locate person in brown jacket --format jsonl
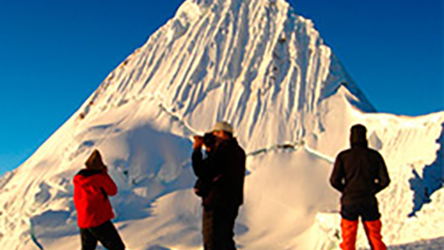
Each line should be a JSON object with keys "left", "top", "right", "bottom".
{"left": 192, "top": 121, "right": 246, "bottom": 250}
{"left": 330, "top": 124, "right": 390, "bottom": 250}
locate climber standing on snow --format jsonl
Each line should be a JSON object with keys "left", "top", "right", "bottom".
{"left": 192, "top": 121, "right": 246, "bottom": 250}
{"left": 73, "top": 149, "right": 126, "bottom": 250}
{"left": 330, "top": 124, "right": 390, "bottom": 250}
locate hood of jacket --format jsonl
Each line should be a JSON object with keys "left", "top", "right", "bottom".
{"left": 85, "top": 150, "right": 106, "bottom": 171}
{"left": 350, "top": 124, "right": 368, "bottom": 148}
{"left": 73, "top": 169, "right": 103, "bottom": 187}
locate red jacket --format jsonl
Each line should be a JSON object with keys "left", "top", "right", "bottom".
{"left": 73, "top": 169, "right": 117, "bottom": 228}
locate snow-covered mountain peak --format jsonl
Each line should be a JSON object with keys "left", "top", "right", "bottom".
{"left": 77, "top": 0, "right": 374, "bottom": 152}
{"left": 0, "top": 0, "right": 442, "bottom": 249}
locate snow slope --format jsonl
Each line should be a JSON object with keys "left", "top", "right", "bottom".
{"left": 0, "top": 0, "right": 443, "bottom": 249}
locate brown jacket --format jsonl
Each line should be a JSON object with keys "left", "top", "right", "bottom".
{"left": 330, "top": 126, "right": 390, "bottom": 205}
{"left": 192, "top": 138, "right": 246, "bottom": 208}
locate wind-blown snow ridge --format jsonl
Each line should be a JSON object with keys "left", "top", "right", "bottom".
{"left": 0, "top": 0, "right": 443, "bottom": 249}
{"left": 77, "top": 0, "right": 375, "bottom": 151}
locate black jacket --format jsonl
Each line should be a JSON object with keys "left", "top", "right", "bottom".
{"left": 192, "top": 138, "right": 246, "bottom": 208}
{"left": 330, "top": 129, "right": 390, "bottom": 205}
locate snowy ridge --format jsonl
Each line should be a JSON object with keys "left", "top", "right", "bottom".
{"left": 77, "top": 0, "right": 374, "bottom": 151}
{"left": 0, "top": 0, "right": 443, "bottom": 249}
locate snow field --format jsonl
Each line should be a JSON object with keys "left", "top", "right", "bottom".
{"left": 0, "top": 0, "right": 443, "bottom": 249}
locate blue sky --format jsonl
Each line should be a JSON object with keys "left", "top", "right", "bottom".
{"left": 0, "top": 0, "right": 442, "bottom": 175}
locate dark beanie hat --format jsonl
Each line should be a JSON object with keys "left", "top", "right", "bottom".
{"left": 85, "top": 149, "right": 106, "bottom": 171}
{"left": 350, "top": 124, "right": 368, "bottom": 146}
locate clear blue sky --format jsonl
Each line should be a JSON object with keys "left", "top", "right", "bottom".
{"left": 0, "top": 0, "right": 442, "bottom": 176}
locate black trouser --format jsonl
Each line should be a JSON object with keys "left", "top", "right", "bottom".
{"left": 340, "top": 201, "right": 381, "bottom": 221}
{"left": 80, "top": 220, "right": 125, "bottom": 250}
{"left": 202, "top": 206, "right": 239, "bottom": 250}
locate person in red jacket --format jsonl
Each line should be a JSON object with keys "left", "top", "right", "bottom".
{"left": 73, "top": 149, "right": 125, "bottom": 250}
{"left": 330, "top": 124, "right": 390, "bottom": 250}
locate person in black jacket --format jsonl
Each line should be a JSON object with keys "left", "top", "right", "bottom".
{"left": 330, "top": 124, "right": 390, "bottom": 250}
{"left": 192, "top": 121, "right": 246, "bottom": 250}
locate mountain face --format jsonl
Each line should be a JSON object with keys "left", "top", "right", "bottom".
{"left": 0, "top": 0, "right": 443, "bottom": 249}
